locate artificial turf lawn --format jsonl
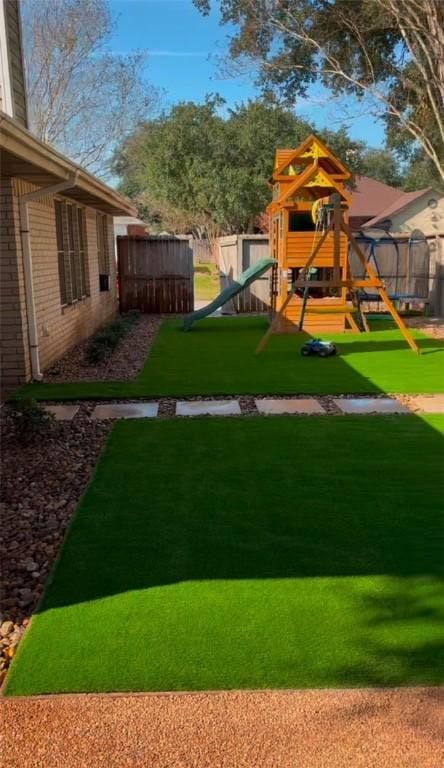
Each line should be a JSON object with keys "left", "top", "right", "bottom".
{"left": 16, "top": 317, "right": 444, "bottom": 401}
{"left": 5, "top": 415, "right": 444, "bottom": 696}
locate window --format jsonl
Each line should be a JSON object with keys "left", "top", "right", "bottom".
{"left": 289, "top": 211, "right": 316, "bottom": 232}
{"left": 97, "top": 212, "right": 110, "bottom": 288}
{"left": 55, "top": 200, "right": 89, "bottom": 305}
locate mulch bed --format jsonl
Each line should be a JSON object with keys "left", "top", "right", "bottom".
{"left": 44, "top": 315, "right": 161, "bottom": 382}
{"left": 0, "top": 408, "right": 111, "bottom": 685}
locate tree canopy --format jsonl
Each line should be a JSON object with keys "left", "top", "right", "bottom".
{"left": 194, "top": 0, "right": 444, "bottom": 184}
{"left": 360, "top": 150, "right": 402, "bottom": 188}
{"left": 114, "top": 98, "right": 370, "bottom": 238}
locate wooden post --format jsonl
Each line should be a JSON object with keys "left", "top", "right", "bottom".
{"left": 331, "top": 193, "right": 341, "bottom": 285}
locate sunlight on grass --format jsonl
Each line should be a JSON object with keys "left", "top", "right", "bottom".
{"left": 16, "top": 316, "right": 444, "bottom": 400}
{"left": 6, "top": 574, "right": 442, "bottom": 695}
{"left": 5, "top": 415, "right": 443, "bottom": 695}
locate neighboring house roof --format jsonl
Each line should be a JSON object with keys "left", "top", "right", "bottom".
{"left": 349, "top": 176, "right": 404, "bottom": 218}
{"left": 349, "top": 175, "right": 433, "bottom": 228}
{"left": 0, "top": 111, "right": 136, "bottom": 216}
{"left": 363, "top": 188, "right": 434, "bottom": 229}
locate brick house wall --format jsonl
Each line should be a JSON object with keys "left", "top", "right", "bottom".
{"left": 0, "top": 176, "right": 118, "bottom": 392}
{"left": 0, "top": 175, "right": 31, "bottom": 389}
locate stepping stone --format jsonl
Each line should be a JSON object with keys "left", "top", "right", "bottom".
{"left": 91, "top": 403, "right": 159, "bottom": 419}
{"left": 255, "top": 398, "right": 326, "bottom": 415}
{"left": 44, "top": 405, "right": 79, "bottom": 421}
{"left": 333, "top": 398, "right": 409, "bottom": 414}
{"left": 408, "top": 394, "right": 444, "bottom": 413}
{"left": 176, "top": 400, "right": 241, "bottom": 417}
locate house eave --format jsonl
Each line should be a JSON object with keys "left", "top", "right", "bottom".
{"left": 0, "top": 112, "right": 136, "bottom": 216}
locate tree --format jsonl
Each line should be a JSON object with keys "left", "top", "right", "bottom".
{"left": 360, "top": 149, "right": 402, "bottom": 187}
{"left": 21, "top": 0, "right": 159, "bottom": 175}
{"left": 402, "top": 155, "right": 444, "bottom": 192}
{"left": 114, "top": 97, "right": 366, "bottom": 238}
{"left": 115, "top": 98, "right": 228, "bottom": 241}
{"left": 194, "top": 0, "right": 444, "bottom": 184}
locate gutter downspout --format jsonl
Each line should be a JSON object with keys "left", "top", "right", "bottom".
{"left": 19, "top": 173, "right": 78, "bottom": 381}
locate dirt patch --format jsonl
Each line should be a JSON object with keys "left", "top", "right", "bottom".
{"left": 44, "top": 315, "right": 161, "bottom": 382}
{"left": 0, "top": 407, "right": 111, "bottom": 684}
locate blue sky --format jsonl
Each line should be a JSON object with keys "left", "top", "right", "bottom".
{"left": 109, "top": 0, "right": 385, "bottom": 148}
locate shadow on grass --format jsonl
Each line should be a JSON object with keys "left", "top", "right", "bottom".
{"left": 36, "top": 414, "right": 443, "bottom": 593}
{"left": 13, "top": 315, "right": 444, "bottom": 401}
{"left": 330, "top": 576, "right": 444, "bottom": 687}
{"left": 5, "top": 314, "right": 444, "bottom": 694}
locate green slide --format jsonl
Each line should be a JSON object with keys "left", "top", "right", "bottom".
{"left": 184, "top": 257, "right": 276, "bottom": 331}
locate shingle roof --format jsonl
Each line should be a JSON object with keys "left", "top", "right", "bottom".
{"left": 350, "top": 175, "right": 431, "bottom": 225}
{"left": 363, "top": 188, "right": 433, "bottom": 228}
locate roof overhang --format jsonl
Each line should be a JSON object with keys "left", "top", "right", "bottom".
{"left": 0, "top": 112, "right": 137, "bottom": 216}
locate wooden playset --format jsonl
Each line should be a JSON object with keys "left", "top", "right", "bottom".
{"left": 256, "top": 135, "right": 419, "bottom": 354}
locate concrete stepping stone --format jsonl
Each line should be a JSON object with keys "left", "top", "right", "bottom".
{"left": 255, "top": 398, "right": 326, "bottom": 415}
{"left": 176, "top": 400, "right": 241, "bottom": 417}
{"left": 333, "top": 398, "right": 409, "bottom": 414}
{"left": 44, "top": 405, "right": 79, "bottom": 421}
{"left": 91, "top": 403, "right": 159, "bottom": 419}
{"left": 408, "top": 394, "right": 444, "bottom": 413}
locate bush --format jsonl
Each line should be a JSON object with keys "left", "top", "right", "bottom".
{"left": 10, "top": 398, "right": 57, "bottom": 439}
{"left": 85, "top": 312, "right": 140, "bottom": 365}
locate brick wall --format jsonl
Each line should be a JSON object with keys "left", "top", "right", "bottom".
{"left": 0, "top": 177, "right": 118, "bottom": 391}
{"left": 0, "top": 176, "right": 30, "bottom": 393}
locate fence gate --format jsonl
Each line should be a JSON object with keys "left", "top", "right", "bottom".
{"left": 117, "top": 235, "right": 194, "bottom": 313}
{"left": 218, "top": 235, "right": 271, "bottom": 312}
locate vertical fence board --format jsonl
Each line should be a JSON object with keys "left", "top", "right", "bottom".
{"left": 218, "top": 235, "right": 272, "bottom": 313}
{"left": 117, "top": 235, "right": 194, "bottom": 313}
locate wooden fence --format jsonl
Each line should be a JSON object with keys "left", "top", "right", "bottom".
{"left": 192, "top": 238, "right": 215, "bottom": 264}
{"left": 217, "top": 235, "right": 271, "bottom": 312}
{"left": 217, "top": 232, "right": 444, "bottom": 316}
{"left": 117, "top": 235, "right": 194, "bottom": 313}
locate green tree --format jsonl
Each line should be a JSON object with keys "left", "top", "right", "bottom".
{"left": 402, "top": 155, "right": 444, "bottom": 193}
{"left": 360, "top": 149, "right": 402, "bottom": 188}
{"left": 194, "top": 0, "right": 444, "bottom": 184}
{"left": 114, "top": 97, "right": 366, "bottom": 238}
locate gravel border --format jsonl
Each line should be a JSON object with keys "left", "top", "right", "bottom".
{"left": 44, "top": 316, "right": 162, "bottom": 382}
{"left": 3, "top": 688, "right": 442, "bottom": 767}
{"left": 0, "top": 410, "right": 111, "bottom": 685}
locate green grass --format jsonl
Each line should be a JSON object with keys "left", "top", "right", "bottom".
{"left": 5, "top": 415, "right": 444, "bottom": 696}
{"left": 194, "top": 262, "right": 220, "bottom": 301}
{"left": 17, "top": 316, "right": 444, "bottom": 400}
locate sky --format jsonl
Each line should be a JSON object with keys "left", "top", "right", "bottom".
{"left": 108, "top": 0, "right": 385, "bottom": 148}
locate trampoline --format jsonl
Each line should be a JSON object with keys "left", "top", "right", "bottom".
{"left": 350, "top": 228, "right": 430, "bottom": 307}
